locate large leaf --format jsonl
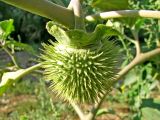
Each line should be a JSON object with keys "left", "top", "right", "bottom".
{"left": 140, "top": 98, "right": 160, "bottom": 120}
{"left": 141, "top": 107, "right": 160, "bottom": 120}
{"left": 0, "top": 69, "right": 25, "bottom": 96}
{"left": 141, "top": 98, "right": 160, "bottom": 110}
{"left": 46, "top": 21, "right": 121, "bottom": 48}
{"left": 0, "top": 19, "right": 14, "bottom": 40}
{"left": 92, "top": 0, "right": 129, "bottom": 11}
{"left": 0, "top": 64, "right": 41, "bottom": 96}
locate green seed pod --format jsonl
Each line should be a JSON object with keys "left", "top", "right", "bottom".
{"left": 40, "top": 21, "right": 120, "bottom": 103}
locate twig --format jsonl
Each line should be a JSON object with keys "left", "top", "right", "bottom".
{"left": 68, "top": 0, "right": 85, "bottom": 29}
{"left": 131, "top": 30, "right": 141, "bottom": 55}
{"left": 70, "top": 102, "right": 85, "bottom": 120}
{"left": 135, "top": 40, "right": 141, "bottom": 55}
{"left": 124, "top": 35, "right": 136, "bottom": 44}
{"left": 2, "top": 47, "right": 20, "bottom": 68}
{"left": 119, "top": 37, "right": 132, "bottom": 60}
{"left": 156, "top": 20, "right": 160, "bottom": 47}
{"left": 86, "top": 10, "right": 160, "bottom": 22}
{"left": 118, "top": 48, "right": 160, "bottom": 78}
{"left": 2, "top": 0, "right": 160, "bottom": 28}
{"left": 68, "top": 0, "right": 84, "bottom": 9}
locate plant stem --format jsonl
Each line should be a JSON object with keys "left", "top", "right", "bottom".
{"left": 131, "top": 30, "right": 141, "bottom": 55}
{"left": 119, "top": 37, "right": 132, "bottom": 60}
{"left": 118, "top": 48, "right": 160, "bottom": 78}
{"left": 124, "top": 35, "right": 136, "bottom": 44}
{"left": 156, "top": 20, "right": 160, "bottom": 47}
{"left": 69, "top": 0, "right": 85, "bottom": 29}
{"left": 86, "top": 47, "right": 160, "bottom": 120}
{"left": 86, "top": 10, "right": 160, "bottom": 22}
{"left": 16, "top": 63, "right": 42, "bottom": 79}
{"left": 0, "top": 0, "right": 74, "bottom": 28}
{"left": 2, "top": 47, "right": 20, "bottom": 68}
{"left": 70, "top": 102, "right": 85, "bottom": 120}
{"left": 1, "top": 0, "right": 160, "bottom": 27}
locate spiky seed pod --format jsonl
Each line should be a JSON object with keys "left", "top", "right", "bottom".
{"left": 40, "top": 21, "right": 120, "bottom": 103}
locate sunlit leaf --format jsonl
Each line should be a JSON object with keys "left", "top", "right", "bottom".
{"left": 141, "top": 107, "right": 160, "bottom": 120}
{"left": 0, "top": 19, "right": 14, "bottom": 39}
{"left": 6, "top": 40, "right": 36, "bottom": 54}
{"left": 0, "top": 69, "right": 25, "bottom": 96}
{"left": 0, "top": 64, "right": 41, "bottom": 96}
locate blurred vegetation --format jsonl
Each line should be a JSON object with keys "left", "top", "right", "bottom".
{"left": 0, "top": 78, "right": 75, "bottom": 120}
{"left": 0, "top": 2, "right": 51, "bottom": 47}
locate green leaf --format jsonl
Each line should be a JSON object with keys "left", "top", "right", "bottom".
{"left": 124, "top": 69, "right": 137, "bottom": 86}
{"left": 141, "top": 107, "right": 160, "bottom": 120}
{"left": 6, "top": 40, "right": 35, "bottom": 54}
{"left": 141, "top": 98, "right": 160, "bottom": 110}
{"left": 140, "top": 99, "right": 160, "bottom": 120}
{"left": 96, "top": 108, "right": 108, "bottom": 116}
{"left": 92, "top": 0, "right": 129, "bottom": 11}
{"left": 0, "top": 64, "right": 41, "bottom": 96}
{"left": 90, "top": 24, "right": 122, "bottom": 40}
{"left": 46, "top": 21, "right": 121, "bottom": 48}
{"left": 0, "top": 19, "right": 14, "bottom": 39}
{"left": 96, "top": 108, "right": 115, "bottom": 116}
{"left": 130, "top": 19, "right": 145, "bottom": 33}
{"left": 0, "top": 69, "right": 25, "bottom": 96}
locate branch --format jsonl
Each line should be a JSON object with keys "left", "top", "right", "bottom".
{"left": 117, "top": 48, "right": 160, "bottom": 79}
{"left": 70, "top": 102, "right": 85, "bottom": 120}
{"left": 86, "top": 10, "right": 160, "bottom": 22}
{"left": 86, "top": 47, "right": 160, "bottom": 120}
{"left": 124, "top": 35, "right": 136, "bottom": 44}
{"left": 131, "top": 29, "right": 141, "bottom": 56}
{"left": 68, "top": 0, "right": 85, "bottom": 29}
{"left": 2, "top": 47, "right": 20, "bottom": 68}
{"left": 0, "top": 0, "right": 74, "bottom": 28}
{"left": 134, "top": 40, "right": 141, "bottom": 55}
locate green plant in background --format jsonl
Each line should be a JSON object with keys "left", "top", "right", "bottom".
{"left": 0, "top": 19, "right": 35, "bottom": 68}
{"left": 0, "top": 0, "right": 160, "bottom": 120}
{"left": 0, "top": 78, "right": 74, "bottom": 120}
{"left": 104, "top": 1, "right": 160, "bottom": 119}
{"left": 0, "top": 19, "right": 37, "bottom": 95}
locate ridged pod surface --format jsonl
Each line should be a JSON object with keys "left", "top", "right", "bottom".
{"left": 40, "top": 21, "right": 120, "bottom": 103}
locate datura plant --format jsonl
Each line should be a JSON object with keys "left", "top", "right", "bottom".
{"left": 40, "top": 21, "right": 120, "bottom": 103}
